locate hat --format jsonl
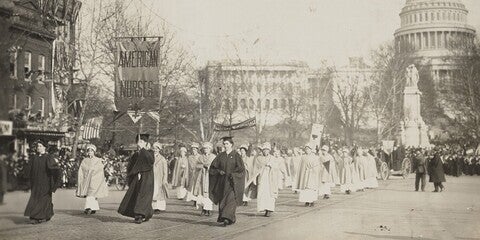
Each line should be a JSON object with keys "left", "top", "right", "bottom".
{"left": 153, "top": 142, "right": 162, "bottom": 150}
{"left": 35, "top": 140, "right": 47, "bottom": 147}
{"left": 202, "top": 142, "right": 213, "bottom": 149}
{"left": 321, "top": 145, "right": 329, "bottom": 151}
{"left": 239, "top": 144, "right": 248, "bottom": 151}
{"left": 262, "top": 142, "right": 271, "bottom": 150}
{"left": 304, "top": 142, "right": 316, "bottom": 150}
{"left": 86, "top": 144, "right": 97, "bottom": 152}
{"left": 191, "top": 142, "right": 200, "bottom": 149}
{"left": 220, "top": 136, "right": 234, "bottom": 143}
{"left": 136, "top": 133, "right": 150, "bottom": 142}
{"left": 180, "top": 146, "right": 187, "bottom": 152}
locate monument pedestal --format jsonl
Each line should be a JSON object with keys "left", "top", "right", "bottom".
{"left": 400, "top": 86, "right": 430, "bottom": 148}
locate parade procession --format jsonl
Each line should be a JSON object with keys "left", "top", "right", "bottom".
{"left": 1, "top": 0, "right": 480, "bottom": 239}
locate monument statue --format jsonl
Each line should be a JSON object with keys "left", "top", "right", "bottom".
{"left": 399, "top": 64, "right": 429, "bottom": 148}
{"left": 405, "top": 64, "right": 419, "bottom": 88}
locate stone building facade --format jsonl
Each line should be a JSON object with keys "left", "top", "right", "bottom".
{"left": 198, "top": 60, "right": 333, "bottom": 128}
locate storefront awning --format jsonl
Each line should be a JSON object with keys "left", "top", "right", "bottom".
{"left": 14, "top": 128, "right": 66, "bottom": 141}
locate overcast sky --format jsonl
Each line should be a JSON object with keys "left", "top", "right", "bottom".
{"left": 106, "top": 0, "right": 480, "bottom": 68}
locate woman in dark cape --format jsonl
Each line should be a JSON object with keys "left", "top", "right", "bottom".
{"left": 24, "top": 141, "right": 61, "bottom": 224}
{"left": 428, "top": 153, "right": 446, "bottom": 192}
{"left": 118, "top": 134, "right": 154, "bottom": 223}
{"left": 209, "top": 137, "right": 245, "bottom": 227}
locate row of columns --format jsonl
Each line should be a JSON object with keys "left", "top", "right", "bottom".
{"left": 396, "top": 31, "right": 472, "bottom": 53}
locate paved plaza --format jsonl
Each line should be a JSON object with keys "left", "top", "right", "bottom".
{"left": 0, "top": 175, "right": 479, "bottom": 240}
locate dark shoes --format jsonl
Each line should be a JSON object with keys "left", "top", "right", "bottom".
{"left": 29, "top": 218, "right": 49, "bottom": 224}
{"left": 346, "top": 190, "right": 351, "bottom": 194}
{"left": 84, "top": 208, "right": 96, "bottom": 215}
{"left": 243, "top": 201, "right": 248, "bottom": 206}
{"left": 222, "top": 220, "right": 229, "bottom": 227}
{"left": 134, "top": 215, "right": 149, "bottom": 224}
{"left": 84, "top": 208, "right": 92, "bottom": 215}
{"left": 264, "top": 210, "right": 272, "bottom": 217}
{"left": 323, "top": 195, "right": 330, "bottom": 199}
{"left": 305, "top": 202, "right": 309, "bottom": 207}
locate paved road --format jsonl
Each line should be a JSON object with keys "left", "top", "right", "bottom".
{"left": 0, "top": 175, "right": 479, "bottom": 240}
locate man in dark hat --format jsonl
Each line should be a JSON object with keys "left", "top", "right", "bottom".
{"left": 24, "top": 140, "right": 62, "bottom": 224}
{"left": 118, "top": 134, "right": 155, "bottom": 223}
{"left": 209, "top": 136, "right": 245, "bottom": 226}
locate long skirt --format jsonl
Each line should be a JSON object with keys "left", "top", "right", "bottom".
{"left": 257, "top": 173, "right": 276, "bottom": 212}
{"left": 318, "top": 183, "right": 331, "bottom": 195}
{"left": 364, "top": 177, "right": 378, "bottom": 188}
{"left": 24, "top": 192, "right": 54, "bottom": 220}
{"left": 217, "top": 189, "right": 237, "bottom": 224}
{"left": 118, "top": 171, "right": 154, "bottom": 219}
{"left": 85, "top": 196, "right": 100, "bottom": 210}
{"left": 197, "top": 195, "right": 213, "bottom": 211}
{"left": 176, "top": 187, "right": 187, "bottom": 199}
{"left": 152, "top": 200, "right": 166, "bottom": 211}
{"left": 299, "top": 189, "right": 318, "bottom": 203}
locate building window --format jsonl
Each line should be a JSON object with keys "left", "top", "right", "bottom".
{"left": 26, "top": 95, "right": 32, "bottom": 116}
{"left": 281, "top": 99, "right": 286, "bottom": 109}
{"left": 39, "top": 98, "right": 45, "bottom": 117}
{"left": 9, "top": 49, "right": 17, "bottom": 78}
{"left": 232, "top": 98, "right": 238, "bottom": 110}
{"left": 13, "top": 94, "right": 17, "bottom": 109}
{"left": 249, "top": 99, "right": 254, "bottom": 109}
{"left": 257, "top": 99, "right": 261, "bottom": 110}
{"left": 265, "top": 99, "right": 270, "bottom": 110}
{"left": 431, "top": 12, "right": 434, "bottom": 21}
{"left": 38, "top": 55, "right": 45, "bottom": 82}
{"left": 437, "top": 12, "right": 440, "bottom": 21}
{"left": 273, "top": 99, "right": 278, "bottom": 109}
{"left": 240, "top": 99, "right": 246, "bottom": 109}
{"left": 24, "top": 51, "right": 31, "bottom": 81}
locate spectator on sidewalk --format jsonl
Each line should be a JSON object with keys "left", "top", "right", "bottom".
{"left": 428, "top": 152, "right": 446, "bottom": 192}
{"left": 412, "top": 149, "right": 427, "bottom": 192}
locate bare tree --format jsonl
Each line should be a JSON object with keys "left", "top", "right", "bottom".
{"left": 332, "top": 66, "right": 371, "bottom": 146}
{"left": 369, "top": 41, "right": 410, "bottom": 143}
{"left": 445, "top": 36, "right": 480, "bottom": 146}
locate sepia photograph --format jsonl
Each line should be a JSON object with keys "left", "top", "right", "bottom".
{"left": 0, "top": 0, "right": 480, "bottom": 239}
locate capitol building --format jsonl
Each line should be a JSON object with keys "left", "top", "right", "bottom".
{"left": 394, "top": 0, "right": 476, "bottom": 86}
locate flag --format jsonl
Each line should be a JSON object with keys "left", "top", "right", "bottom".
{"left": 82, "top": 117, "right": 103, "bottom": 140}
{"left": 213, "top": 117, "right": 256, "bottom": 132}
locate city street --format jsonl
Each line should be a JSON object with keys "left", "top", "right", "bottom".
{"left": 0, "top": 175, "right": 479, "bottom": 240}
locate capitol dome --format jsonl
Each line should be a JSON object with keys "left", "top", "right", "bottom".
{"left": 394, "top": 0, "right": 476, "bottom": 83}
{"left": 395, "top": 0, "right": 475, "bottom": 54}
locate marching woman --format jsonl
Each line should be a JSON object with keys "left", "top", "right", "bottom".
{"left": 239, "top": 144, "right": 253, "bottom": 206}
{"left": 364, "top": 150, "right": 379, "bottom": 189}
{"left": 339, "top": 148, "right": 355, "bottom": 194}
{"left": 296, "top": 143, "right": 320, "bottom": 206}
{"left": 209, "top": 137, "right": 245, "bottom": 226}
{"left": 172, "top": 147, "right": 189, "bottom": 199}
{"left": 118, "top": 134, "right": 155, "bottom": 224}
{"left": 76, "top": 144, "right": 109, "bottom": 215}
{"left": 318, "top": 145, "right": 333, "bottom": 199}
{"left": 193, "top": 142, "right": 216, "bottom": 216}
{"left": 152, "top": 142, "right": 168, "bottom": 213}
{"left": 24, "top": 140, "right": 62, "bottom": 224}
{"left": 246, "top": 142, "right": 281, "bottom": 217}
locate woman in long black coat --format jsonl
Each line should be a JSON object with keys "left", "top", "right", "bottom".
{"left": 428, "top": 153, "right": 446, "bottom": 192}
{"left": 118, "top": 134, "right": 154, "bottom": 224}
{"left": 24, "top": 141, "right": 61, "bottom": 224}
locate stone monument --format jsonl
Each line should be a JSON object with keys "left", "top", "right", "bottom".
{"left": 399, "top": 64, "right": 430, "bottom": 147}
